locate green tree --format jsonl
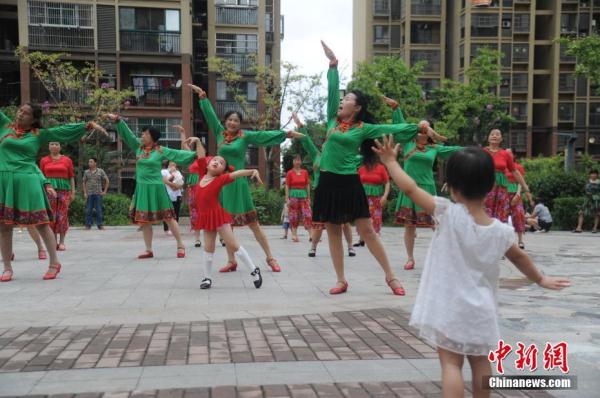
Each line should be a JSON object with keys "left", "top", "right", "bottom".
{"left": 208, "top": 56, "right": 325, "bottom": 188}
{"left": 14, "top": 48, "right": 134, "bottom": 191}
{"left": 347, "top": 56, "right": 426, "bottom": 123}
{"left": 560, "top": 34, "right": 600, "bottom": 93}
{"left": 426, "top": 48, "right": 513, "bottom": 144}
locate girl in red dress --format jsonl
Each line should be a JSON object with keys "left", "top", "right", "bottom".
{"left": 186, "top": 137, "right": 263, "bottom": 290}
{"left": 285, "top": 155, "right": 312, "bottom": 242}
{"left": 40, "top": 142, "right": 75, "bottom": 250}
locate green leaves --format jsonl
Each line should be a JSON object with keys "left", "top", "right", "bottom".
{"left": 560, "top": 34, "right": 600, "bottom": 94}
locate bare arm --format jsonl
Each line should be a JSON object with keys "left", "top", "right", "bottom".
{"left": 82, "top": 174, "right": 88, "bottom": 197}
{"left": 505, "top": 245, "right": 570, "bottom": 290}
{"left": 70, "top": 177, "right": 76, "bottom": 197}
{"left": 230, "top": 169, "right": 262, "bottom": 185}
{"left": 512, "top": 169, "right": 532, "bottom": 203}
{"left": 184, "top": 137, "right": 206, "bottom": 159}
{"left": 102, "top": 175, "right": 110, "bottom": 194}
{"left": 373, "top": 135, "right": 436, "bottom": 215}
{"left": 174, "top": 125, "right": 190, "bottom": 150}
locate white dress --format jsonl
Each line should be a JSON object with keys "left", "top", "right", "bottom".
{"left": 409, "top": 197, "right": 515, "bottom": 356}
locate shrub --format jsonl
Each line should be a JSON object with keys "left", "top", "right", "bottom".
{"left": 251, "top": 186, "right": 285, "bottom": 225}
{"left": 69, "top": 194, "right": 131, "bottom": 226}
{"left": 552, "top": 196, "right": 595, "bottom": 230}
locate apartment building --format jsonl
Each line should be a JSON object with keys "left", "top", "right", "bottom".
{"left": 0, "top": 0, "right": 282, "bottom": 192}
{"left": 353, "top": 0, "right": 600, "bottom": 158}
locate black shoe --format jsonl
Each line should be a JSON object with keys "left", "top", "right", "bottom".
{"left": 251, "top": 268, "right": 262, "bottom": 289}
{"left": 308, "top": 248, "right": 316, "bottom": 257}
{"left": 348, "top": 248, "right": 356, "bottom": 257}
{"left": 518, "top": 242, "right": 525, "bottom": 249}
{"left": 353, "top": 241, "right": 365, "bottom": 247}
{"left": 220, "top": 239, "right": 226, "bottom": 247}
{"left": 194, "top": 240, "right": 202, "bottom": 248}
{"left": 200, "top": 278, "right": 212, "bottom": 289}
{"left": 572, "top": 229, "right": 582, "bottom": 233}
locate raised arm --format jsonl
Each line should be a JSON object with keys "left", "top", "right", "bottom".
{"left": 384, "top": 96, "right": 406, "bottom": 124}
{"left": 189, "top": 84, "right": 226, "bottom": 144}
{"left": 184, "top": 137, "right": 206, "bottom": 160}
{"left": 373, "top": 135, "right": 436, "bottom": 215}
{"left": 322, "top": 41, "right": 340, "bottom": 122}
{"left": 160, "top": 146, "right": 198, "bottom": 168}
{"left": 111, "top": 118, "right": 141, "bottom": 151}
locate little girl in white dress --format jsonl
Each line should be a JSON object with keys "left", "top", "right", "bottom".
{"left": 373, "top": 136, "right": 570, "bottom": 398}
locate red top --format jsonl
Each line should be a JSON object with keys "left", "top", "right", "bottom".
{"left": 358, "top": 164, "right": 389, "bottom": 185}
{"left": 484, "top": 148, "right": 515, "bottom": 173}
{"left": 506, "top": 162, "right": 525, "bottom": 184}
{"left": 286, "top": 168, "right": 310, "bottom": 189}
{"left": 39, "top": 155, "right": 74, "bottom": 179}
{"left": 192, "top": 158, "right": 234, "bottom": 231}
{"left": 189, "top": 161, "right": 200, "bottom": 174}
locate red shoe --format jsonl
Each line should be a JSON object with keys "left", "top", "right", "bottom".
{"left": 1, "top": 270, "right": 13, "bottom": 282}
{"left": 38, "top": 250, "right": 47, "bottom": 260}
{"left": 43, "top": 263, "right": 61, "bottom": 280}
{"left": 404, "top": 260, "right": 415, "bottom": 270}
{"left": 138, "top": 251, "right": 154, "bottom": 259}
{"left": 57, "top": 243, "right": 66, "bottom": 251}
{"left": 386, "top": 278, "right": 405, "bottom": 296}
{"left": 266, "top": 258, "right": 281, "bottom": 272}
{"left": 292, "top": 237, "right": 300, "bottom": 243}
{"left": 219, "top": 261, "right": 238, "bottom": 272}
{"left": 177, "top": 247, "right": 185, "bottom": 258}
{"left": 329, "top": 281, "right": 348, "bottom": 295}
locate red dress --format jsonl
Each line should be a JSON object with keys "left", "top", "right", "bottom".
{"left": 40, "top": 155, "right": 74, "bottom": 234}
{"left": 285, "top": 169, "right": 312, "bottom": 229}
{"left": 192, "top": 158, "right": 235, "bottom": 231}
{"left": 483, "top": 148, "right": 515, "bottom": 223}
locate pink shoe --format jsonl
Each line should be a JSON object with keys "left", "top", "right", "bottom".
{"left": 43, "top": 264, "right": 61, "bottom": 280}
{"left": 38, "top": 250, "right": 47, "bottom": 260}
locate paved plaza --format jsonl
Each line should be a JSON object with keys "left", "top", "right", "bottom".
{"left": 0, "top": 225, "right": 598, "bottom": 397}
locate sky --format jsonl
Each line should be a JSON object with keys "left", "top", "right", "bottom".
{"left": 279, "top": 0, "right": 353, "bottom": 122}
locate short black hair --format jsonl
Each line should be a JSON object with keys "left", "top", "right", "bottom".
{"left": 142, "top": 126, "right": 161, "bottom": 143}
{"left": 590, "top": 169, "right": 599, "bottom": 175}
{"left": 348, "top": 90, "right": 375, "bottom": 124}
{"left": 89, "top": 157, "right": 97, "bottom": 163}
{"left": 445, "top": 147, "right": 495, "bottom": 200}
{"left": 224, "top": 110, "right": 244, "bottom": 123}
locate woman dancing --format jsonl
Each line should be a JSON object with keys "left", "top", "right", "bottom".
{"left": 484, "top": 129, "right": 531, "bottom": 226}
{"left": 187, "top": 137, "right": 263, "bottom": 290}
{"left": 189, "top": 84, "right": 292, "bottom": 273}
{"left": 40, "top": 142, "right": 75, "bottom": 251}
{"left": 505, "top": 149, "right": 527, "bottom": 248}
{"left": 285, "top": 154, "right": 312, "bottom": 242}
{"left": 316, "top": 41, "right": 442, "bottom": 295}
{"left": 107, "top": 114, "right": 199, "bottom": 259}
{"left": 0, "top": 103, "right": 104, "bottom": 282}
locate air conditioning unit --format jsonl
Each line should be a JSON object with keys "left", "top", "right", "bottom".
{"left": 502, "top": 20, "right": 511, "bottom": 28}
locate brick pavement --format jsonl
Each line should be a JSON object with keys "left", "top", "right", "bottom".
{"left": 0, "top": 309, "right": 436, "bottom": 373}
{"left": 5, "top": 381, "right": 555, "bottom": 398}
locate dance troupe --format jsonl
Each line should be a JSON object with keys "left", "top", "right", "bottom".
{"left": 0, "top": 42, "right": 571, "bottom": 397}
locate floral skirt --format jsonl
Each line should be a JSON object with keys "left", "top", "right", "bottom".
{"left": 48, "top": 190, "right": 71, "bottom": 234}
{"left": 187, "top": 186, "right": 199, "bottom": 231}
{"left": 395, "top": 183, "right": 436, "bottom": 228}
{"left": 581, "top": 196, "right": 600, "bottom": 217}
{"left": 367, "top": 196, "right": 383, "bottom": 234}
{"left": 288, "top": 197, "right": 312, "bottom": 230}
{"left": 129, "top": 183, "right": 175, "bottom": 224}
{"left": 484, "top": 185, "right": 510, "bottom": 223}
{"left": 508, "top": 192, "right": 526, "bottom": 233}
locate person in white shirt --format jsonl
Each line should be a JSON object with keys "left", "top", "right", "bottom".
{"left": 373, "top": 135, "right": 570, "bottom": 398}
{"left": 162, "top": 160, "right": 184, "bottom": 234}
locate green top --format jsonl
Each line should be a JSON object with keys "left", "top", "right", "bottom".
{"left": 298, "top": 128, "right": 321, "bottom": 189}
{"left": 319, "top": 67, "right": 419, "bottom": 175}
{"left": 507, "top": 182, "right": 519, "bottom": 194}
{"left": 0, "top": 111, "right": 88, "bottom": 176}
{"left": 363, "top": 184, "right": 385, "bottom": 197}
{"left": 402, "top": 141, "right": 462, "bottom": 188}
{"left": 46, "top": 177, "right": 71, "bottom": 191}
{"left": 289, "top": 188, "right": 308, "bottom": 198}
{"left": 116, "top": 120, "right": 197, "bottom": 184}
{"left": 494, "top": 171, "right": 509, "bottom": 187}
{"left": 198, "top": 98, "right": 287, "bottom": 215}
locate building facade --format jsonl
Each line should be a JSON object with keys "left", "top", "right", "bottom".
{"left": 0, "top": 0, "right": 282, "bottom": 193}
{"left": 353, "top": 0, "right": 600, "bottom": 158}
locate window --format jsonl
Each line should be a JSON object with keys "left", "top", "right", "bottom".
{"left": 559, "top": 74, "right": 576, "bottom": 92}
{"left": 471, "top": 13, "right": 499, "bottom": 37}
{"left": 576, "top": 103, "right": 587, "bottom": 127}
{"left": 126, "top": 118, "right": 183, "bottom": 147}
{"left": 501, "top": 43, "right": 512, "bottom": 67}
{"left": 374, "top": 25, "right": 390, "bottom": 44}
{"left": 577, "top": 77, "right": 588, "bottom": 97}
{"left": 513, "top": 14, "right": 529, "bottom": 33}
{"left": 511, "top": 103, "right": 527, "bottom": 121}
{"left": 216, "top": 80, "right": 258, "bottom": 102}
{"left": 513, "top": 43, "right": 529, "bottom": 62}
{"left": 471, "top": 43, "right": 498, "bottom": 61}
{"left": 28, "top": 1, "right": 93, "bottom": 28}
{"left": 459, "top": 44, "right": 464, "bottom": 68}
{"left": 373, "top": 0, "right": 390, "bottom": 15}
{"left": 512, "top": 73, "right": 528, "bottom": 92}
{"left": 119, "top": 8, "right": 181, "bottom": 32}
{"left": 216, "top": 33, "right": 258, "bottom": 53}
{"left": 500, "top": 74, "right": 510, "bottom": 96}
{"left": 411, "top": 50, "right": 440, "bottom": 73}
{"left": 560, "top": 14, "right": 577, "bottom": 34}
{"left": 558, "top": 103, "right": 574, "bottom": 121}
{"left": 216, "top": 0, "right": 258, "bottom": 5}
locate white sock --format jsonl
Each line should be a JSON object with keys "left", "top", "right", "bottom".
{"left": 203, "top": 251, "right": 214, "bottom": 279}
{"left": 235, "top": 246, "right": 258, "bottom": 273}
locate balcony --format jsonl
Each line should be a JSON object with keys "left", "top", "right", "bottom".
{"left": 0, "top": 82, "right": 20, "bottom": 107}
{"left": 215, "top": 53, "right": 257, "bottom": 74}
{"left": 373, "top": 0, "right": 390, "bottom": 16}
{"left": 558, "top": 103, "right": 574, "bottom": 121}
{"left": 513, "top": 15, "right": 530, "bottom": 33}
{"left": 559, "top": 75, "right": 576, "bottom": 92}
{"left": 411, "top": 0, "right": 441, "bottom": 16}
{"left": 120, "top": 31, "right": 180, "bottom": 54}
{"left": 560, "top": 43, "right": 576, "bottom": 63}
{"left": 411, "top": 50, "right": 441, "bottom": 73}
{"left": 216, "top": 101, "right": 258, "bottom": 119}
{"left": 28, "top": 25, "right": 94, "bottom": 49}
{"left": 512, "top": 104, "right": 528, "bottom": 122}
{"left": 29, "top": 80, "right": 90, "bottom": 105}
{"left": 129, "top": 87, "right": 181, "bottom": 107}
{"left": 216, "top": 6, "right": 258, "bottom": 25}
{"left": 513, "top": 44, "right": 529, "bottom": 62}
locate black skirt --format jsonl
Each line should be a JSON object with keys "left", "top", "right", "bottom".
{"left": 312, "top": 171, "right": 370, "bottom": 224}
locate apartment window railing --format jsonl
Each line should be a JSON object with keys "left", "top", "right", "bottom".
{"left": 29, "top": 80, "right": 90, "bottom": 104}
{"left": 560, "top": 43, "right": 576, "bottom": 62}
{"left": 471, "top": 14, "right": 499, "bottom": 37}
{"left": 512, "top": 74, "right": 528, "bottom": 92}
{"left": 559, "top": 74, "right": 576, "bottom": 92}
{"left": 373, "top": 25, "right": 390, "bottom": 45}
{"left": 411, "top": 0, "right": 441, "bottom": 16}
{"left": 373, "top": 0, "right": 390, "bottom": 15}
{"left": 513, "top": 44, "right": 529, "bottom": 62}
{"left": 512, "top": 103, "right": 527, "bottom": 121}
{"left": 558, "top": 103, "right": 574, "bottom": 121}
{"left": 29, "top": 25, "right": 94, "bottom": 49}
{"left": 513, "top": 14, "right": 530, "bottom": 33}
{"left": 216, "top": 6, "right": 258, "bottom": 25}
{"left": 126, "top": 117, "right": 183, "bottom": 142}
{"left": 411, "top": 50, "right": 440, "bottom": 73}
{"left": 215, "top": 53, "right": 257, "bottom": 74}
{"left": 589, "top": 111, "right": 600, "bottom": 126}
{"left": 128, "top": 87, "right": 181, "bottom": 107}
{"left": 216, "top": 101, "right": 258, "bottom": 119}
{"left": 120, "top": 31, "right": 180, "bottom": 53}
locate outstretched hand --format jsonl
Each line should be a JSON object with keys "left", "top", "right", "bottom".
{"left": 382, "top": 96, "right": 399, "bottom": 109}
{"left": 173, "top": 125, "right": 186, "bottom": 135}
{"left": 538, "top": 276, "right": 571, "bottom": 290}
{"left": 184, "top": 136, "right": 201, "bottom": 146}
{"left": 292, "top": 112, "right": 304, "bottom": 128}
{"left": 321, "top": 40, "right": 336, "bottom": 62}
{"left": 372, "top": 135, "right": 400, "bottom": 165}
{"left": 188, "top": 84, "right": 207, "bottom": 99}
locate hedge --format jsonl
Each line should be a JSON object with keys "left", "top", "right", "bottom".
{"left": 552, "top": 197, "right": 595, "bottom": 231}
{"left": 69, "top": 194, "right": 131, "bottom": 226}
